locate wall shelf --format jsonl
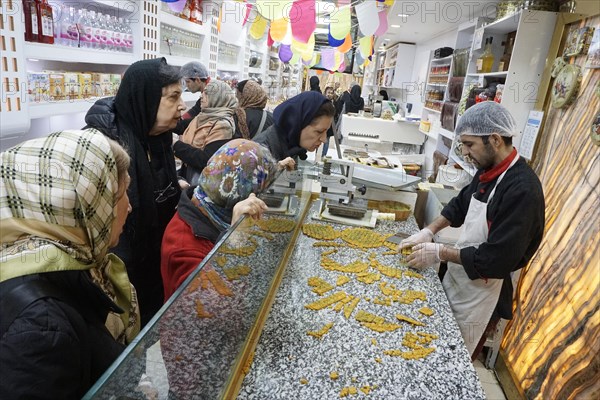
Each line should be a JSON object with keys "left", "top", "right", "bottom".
{"left": 439, "top": 128, "right": 454, "bottom": 140}
{"left": 24, "top": 43, "right": 135, "bottom": 65}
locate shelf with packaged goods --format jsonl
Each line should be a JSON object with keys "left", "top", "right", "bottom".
{"left": 23, "top": 42, "right": 136, "bottom": 65}
{"left": 427, "top": 82, "right": 448, "bottom": 86}
{"left": 467, "top": 71, "right": 508, "bottom": 78}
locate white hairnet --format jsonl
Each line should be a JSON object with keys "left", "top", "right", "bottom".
{"left": 455, "top": 101, "right": 516, "bottom": 137}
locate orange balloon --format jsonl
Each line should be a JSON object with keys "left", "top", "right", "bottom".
{"left": 338, "top": 33, "right": 352, "bottom": 54}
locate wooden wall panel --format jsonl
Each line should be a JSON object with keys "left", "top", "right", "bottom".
{"left": 501, "top": 15, "right": 600, "bottom": 400}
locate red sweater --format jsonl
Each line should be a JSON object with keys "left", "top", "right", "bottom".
{"left": 161, "top": 212, "right": 215, "bottom": 300}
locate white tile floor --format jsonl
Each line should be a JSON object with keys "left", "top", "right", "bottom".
{"left": 473, "top": 359, "right": 507, "bottom": 400}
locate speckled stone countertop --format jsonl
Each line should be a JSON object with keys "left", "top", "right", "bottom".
{"left": 238, "top": 201, "right": 485, "bottom": 400}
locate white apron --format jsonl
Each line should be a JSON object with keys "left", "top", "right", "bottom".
{"left": 442, "top": 154, "right": 518, "bottom": 356}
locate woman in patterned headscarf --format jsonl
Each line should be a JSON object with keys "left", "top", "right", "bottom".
{"left": 233, "top": 80, "right": 274, "bottom": 139}
{"left": 0, "top": 129, "right": 139, "bottom": 399}
{"left": 161, "top": 139, "right": 278, "bottom": 300}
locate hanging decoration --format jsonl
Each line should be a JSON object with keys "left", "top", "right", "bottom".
{"left": 358, "top": 35, "right": 373, "bottom": 58}
{"left": 321, "top": 48, "right": 336, "bottom": 71}
{"left": 162, "top": 0, "right": 186, "bottom": 14}
{"left": 256, "top": 0, "right": 291, "bottom": 21}
{"left": 270, "top": 18, "right": 288, "bottom": 42}
{"left": 219, "top": 1, "right": 246, "bottom": 44}
{"left": 329, "top": 5, "right": 351, "bottom": 40}
{"left": 375, "top": 9, "right": 389, "bottom": 36}
{"left": 328, "top": 29, "right": 345, "bottom": 47}
{"left": 279, "top": 44, "right": 293, "bottom": 63}
{"left": 338, "top": 33, "right": 353, "bottom": 54}
{"left": 355, "top": 1, "right": 380, "bottom": 36}
{"left": 290, "top": 0, "right": 316, "bottom": 44}
{"left": 249, "top": 11, "right": 268, "bottom": 39}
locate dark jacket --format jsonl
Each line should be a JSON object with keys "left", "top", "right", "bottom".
{"left": 0, "top": 272, "right": 125, "bottom": 399}
{"left": 85, "top": 98, "right": 180, "bottom": 325}
{"left": 233, "top": 108, "right": 274, "bottom": 139}
{"left": 253, "top": 124, "right": 307, "bottom": 161}
{"left": 441, "top": 157, "right": 545, "bottom": 319}
{"left": 174, "top": 139, "right": 231, "bottom": 186}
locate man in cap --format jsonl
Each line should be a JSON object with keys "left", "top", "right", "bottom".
{"left": 175, "top": 61, "right": 211, "bottom": 134}
{"left": 400, "top": 101, "right": 545, "bottom": 360}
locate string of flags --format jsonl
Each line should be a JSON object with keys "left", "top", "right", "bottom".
{"left": 162, "top": 0, "right": 395, "bottom": 71}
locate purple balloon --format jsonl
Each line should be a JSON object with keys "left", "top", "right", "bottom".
{"left": 279, "top": 44, "right": 293, "bottom": 63}
{"left": 162, "top": 0, "right": 186, "bottom": 14}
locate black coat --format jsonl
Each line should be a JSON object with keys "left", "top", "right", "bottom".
{"left": 0, "top": 272, "right": 125, "bottom": 399}
{"left": 233, "top": 108, "right": 274, "bottom": 139}
{"left": 85, "top": 98, "right": 180, "bottom": 325}
{"left": 441, "top": 157, "right": 545, "bottom": 319}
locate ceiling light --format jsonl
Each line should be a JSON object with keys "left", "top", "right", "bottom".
{"left": 384, "top": 38, "right": 390, "bottom": 41}
{"left": 390, "top": 24, "right": 400, "bottom": 28}
{"left": 397, "top": 14, "right": 409, "bottom": 17}
{"left": 314, "top": 28, "right": 329, "bottom": 34}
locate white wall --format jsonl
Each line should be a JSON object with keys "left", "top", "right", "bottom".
{"left": 406, "top": 29, "right": 456, "bottom": 177}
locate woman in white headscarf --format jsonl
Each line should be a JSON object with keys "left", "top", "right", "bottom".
{"left": 0, "top": 129, "right": 139, "bottom": 399}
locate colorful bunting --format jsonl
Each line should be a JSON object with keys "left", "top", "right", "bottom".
{"left": 355, "top": 1, "right": 379, "bottom": 36}
{"left": 249, "top": 10, "right": 268, "bottom": 39}
{"left": 270, "top": 18, "right": 288, "bottom": 42}
{"left": 374, "top": 9, "right": 389, "bottom": 36}
{"left": 328, "top": 30, "right": 345, "bottom": 47}
{"left": 358, "top": 35, "right": 373, "bottom": 58}
{"left": 329, "top": 5, "right": 350, "bottom": 40}
{"left": 256, "top": 0, "right": 291, "bottom": 21}
{"left": 337, "top": 33, "right": 352, "bottom": 53}
{"left": 279, "top": 44, "right": 293, "bottom": 63}
{"left": 290, "top": 0, "right": 316, "bottom": 44}
{"left": 321, "top": 48, "right": 336, "bottom": 71}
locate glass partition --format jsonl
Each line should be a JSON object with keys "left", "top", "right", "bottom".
{"left": 84, "top": 173, "right": 313, "bottom": 399}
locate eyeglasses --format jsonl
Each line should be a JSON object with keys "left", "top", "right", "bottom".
{"left": 154, "top": 182, "right": 178, "bottom": 204}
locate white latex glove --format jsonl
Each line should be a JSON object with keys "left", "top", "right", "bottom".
{"left": 399, "top": 228, "right": 434, "bottom": 249}
{"left": 406, "top": 243, "right": 442, "bottom": 270}
{"left": 231, "top": 193, "right": 268, "bottom": 225}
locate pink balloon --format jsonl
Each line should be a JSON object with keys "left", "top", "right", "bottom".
{"left": 375, "top": 10, "right": 389, "bottom": 36}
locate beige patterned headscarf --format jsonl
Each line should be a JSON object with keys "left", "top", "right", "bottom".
{"left": 0, "top": 129, "right": 139, "bottom": 344}
{"left": 235, "top": 80, "right": 268, "bottom": 139}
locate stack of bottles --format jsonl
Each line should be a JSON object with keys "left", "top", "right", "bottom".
{"left": 161, "top": 0, "right": 203, "bottom": 25}
{"left": 22, "top": 0, "right": 134, "bottom": 53}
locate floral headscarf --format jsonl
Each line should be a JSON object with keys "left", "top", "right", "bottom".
{"left": 193, "top": 139, "right": 278, "bottom": 230}
{"left": 235, "top": 80, "right": 268, "bottom": 139}
{"left": 0, "top": 129, "right": 139, "bottom": 344}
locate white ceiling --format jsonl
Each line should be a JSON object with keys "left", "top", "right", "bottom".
{"left": 377, "top": 0, "right": 500, "bottom": 47}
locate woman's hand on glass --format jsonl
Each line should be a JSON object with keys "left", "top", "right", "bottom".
{"left": 232, "top": 193, "right": 268, "bottom": 225}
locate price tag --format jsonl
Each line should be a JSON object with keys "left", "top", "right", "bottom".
{"left": 473, "top": 28, "right": 484, "bottom": 50}
{"left": 520, "top": 110, "right": 544, "bottom": 160}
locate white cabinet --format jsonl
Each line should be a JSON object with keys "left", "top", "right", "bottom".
{"left": 391, "top": 43, "right": 416, "bottom": 89}
{"left": 444, "top": 11, "right": 556, "bottom": 177}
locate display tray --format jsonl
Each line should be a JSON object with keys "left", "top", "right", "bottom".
{"left": 84, "top": 193, "right": 483, "bottom": 400}
{"left": 238, "top": 202, "right": 484, "bottom": 399}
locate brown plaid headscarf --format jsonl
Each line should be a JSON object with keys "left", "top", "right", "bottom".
{"left": 235, "top": 80, "right": 268, "bottom": 139}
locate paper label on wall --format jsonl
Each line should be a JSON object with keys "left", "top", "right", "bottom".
{"left": 520, "top": 110, "right": 544, "bottom": 160}
{"left": 473, "top": 28, "right": 484, "bottom": 50}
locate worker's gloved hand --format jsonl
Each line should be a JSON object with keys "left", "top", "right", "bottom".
{"left": 406, "top": 243, "right": 442, "bottom": 270}
{"left": 399, "top": 228, "right": 434, "bottom": 249}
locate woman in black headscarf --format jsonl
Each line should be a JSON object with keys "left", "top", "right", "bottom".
{"left": 84, "top": 57, "right": 186, "bottom": 326}
{"left": 253, "top": 91, "right": 335, "bottom": 168}
{"left": 379, "top": 90, "right": 389, "bottom": 100}
{"left": 309, "top": 75, "right": 322, "bottom": 93}
{"left": 337, "top": 84, "right": 365, "bottom": 114}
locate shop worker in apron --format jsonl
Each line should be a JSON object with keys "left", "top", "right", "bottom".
{"left": 400, "top": 102, "right": 545, "bottom": 359}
